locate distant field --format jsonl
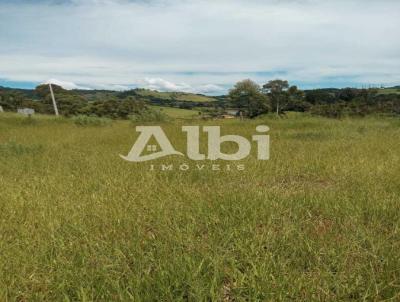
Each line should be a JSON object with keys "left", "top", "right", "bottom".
{"left": 151, "top": 106, "right": 200, "bottom": 119}
{"left": 378, "top": 88, "right": 400, "bottom": 95}
{"left": 0, "top": 113, "right": 400, "bottom": 301}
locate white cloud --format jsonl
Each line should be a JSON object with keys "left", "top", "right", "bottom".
{"left": 43, "top": 79, "right": 90, "bottom": 90}
{"left": 195, "top": 84, "right": 225, "bottom": 95}
{"left": 40, "top": 76, "right": 225, "bottom": 94}
{"left": 141, "top": 78, "right": 191, "bottom": 92}
{"left": 140, "top": 78, "right": 225, "bottom": 94}
{"left": 0, "top": 0, "right": 399, "bottom": 93}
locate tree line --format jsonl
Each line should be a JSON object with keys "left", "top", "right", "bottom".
{"left": 227, "top": 79, "right": 400, "bottom": 118}
{"left": 0, "top": 85, "right": 149, "bottom": 119}
{"left": 1, "top": 81, "right": 399, "bottom": 119}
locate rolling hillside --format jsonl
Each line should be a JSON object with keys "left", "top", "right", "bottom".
{"left": 118, "top": 88, "right": 216, "bottom": 103}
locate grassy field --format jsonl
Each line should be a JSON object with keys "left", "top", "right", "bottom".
{"left": 150, "top": 106, "right": 200, "bottom": 119}
{"left": 0, "top": 112, "right": 399, "bottom": 301}
{"left": 378, "top": 88, "right": 400, "bottom": 95}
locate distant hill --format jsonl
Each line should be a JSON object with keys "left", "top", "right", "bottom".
{"left": 0, "top": 86, "right": 217, "bottom": 107}
{"left": 118, "top": 88, "right": 216, "bottom": 103}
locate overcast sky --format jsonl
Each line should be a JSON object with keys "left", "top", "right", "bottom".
{"left": 0, "top": 0, "right": 399, "bottom": 94}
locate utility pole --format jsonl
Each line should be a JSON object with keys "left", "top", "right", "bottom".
{"left": 276, "top": 96, "right": 280, "bottom": 116}
{"left": 49, "top": 83, "right": 59, "bottom": 116}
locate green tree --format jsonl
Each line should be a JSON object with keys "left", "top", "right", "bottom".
{"left": 262, "top": 79, "right": 289, "bottom": 115}
{"left": 34, "top": 84, "right": 88, "bottom": 116}
{"left": 286, "top": 85, "right": 310, "bottom": 112}
{"left": 229, "top": 79, "right": 269, "bottom": 118}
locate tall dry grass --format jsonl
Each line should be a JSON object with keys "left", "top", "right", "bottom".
{"left": 0, "top": 112, "right": 399, "bottom": 301}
